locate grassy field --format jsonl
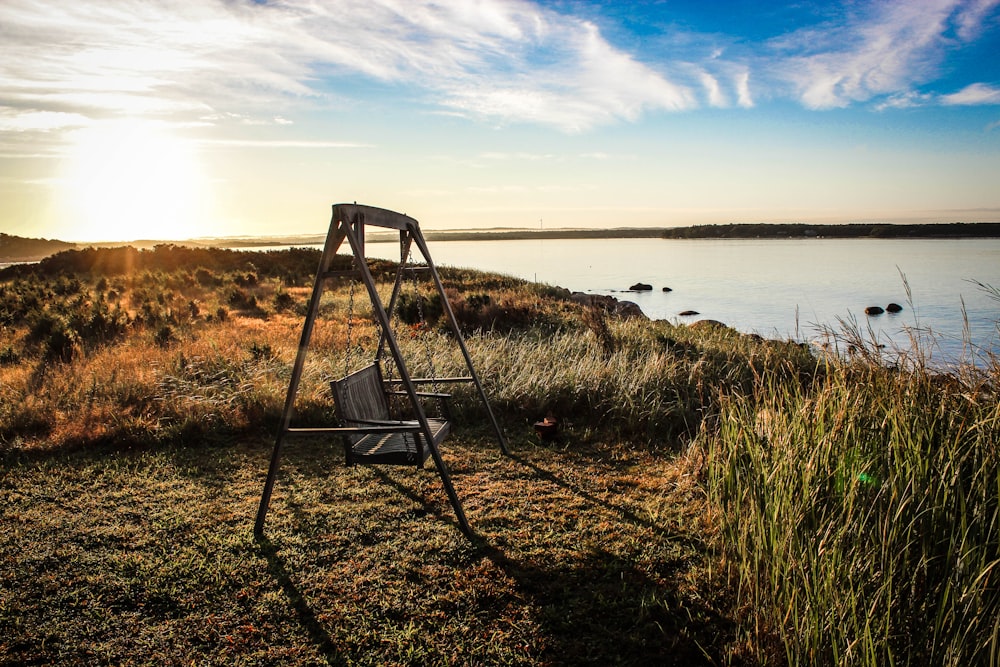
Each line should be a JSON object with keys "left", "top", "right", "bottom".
{"left": 2, "top": 246, "right": 998, "bottom": 665}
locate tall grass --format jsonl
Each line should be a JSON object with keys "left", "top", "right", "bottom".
{"left": 704, "top": 348, "right": 1000, "bottom": 664}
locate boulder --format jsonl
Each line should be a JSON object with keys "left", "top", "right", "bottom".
{"left": 570, "top": 292, "right": 647, "bottom": 320}
{"left": 865, "top": 306, "right": 884, "bottom": 315}
{"left": 629, "top": 282, "right": 653, "bottom": 291}
{"left": 886, "top": 302, "right": 903, "bottom": 313}
{"left": 678, "top": 310, "right": 699, "bottom": 316}
{"left": 614, "top": 300, "right": 646, "bottom": 320}
{"left": 662, "top": 286, "right": 673, "bottom": 292}
{"left": 689, "top": 319, "right": 727, "bottom": 330}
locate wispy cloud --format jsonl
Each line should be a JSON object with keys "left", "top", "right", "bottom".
{"left": 200, "top": 139, "right": 372, "bottom": 149}
{"left": 768, "top": 0, "right": 1000, "bottom": 109}
{"left": 0, "top": 0, "right": 695, "bottom": 136}
{"left": 479, "top": 152, "right": 557, "bottom": 161}
{"left": 940, "top": 83, "right": 1000, "bottom": 105}
{"left": 0, "top": 0, "right": 997, "bottom": 142}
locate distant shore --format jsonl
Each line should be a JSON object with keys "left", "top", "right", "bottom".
{"left": 402, "top": 221, "right": 1000, "bottom": 243}
{"left": 3, "top": 222, "right": 1000, "bottom": 262}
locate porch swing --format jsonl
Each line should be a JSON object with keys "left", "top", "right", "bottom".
{"left": 254, "top": 203, "right": 509, "bottom": 538}
{"left": 331, "top": 241, "right": 452, "bottom": 467}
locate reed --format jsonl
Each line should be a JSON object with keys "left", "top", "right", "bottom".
{"left": 703, "top": 343, "right": 1000, "bottom": 664}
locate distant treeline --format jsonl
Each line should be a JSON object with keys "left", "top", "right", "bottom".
{"left": 3, "top": 221, "right": 999, "bottom": 265}
{"left": 660, "top": 222, "right": 1000, "bottom": 239}
{"left": 377, "top": 222, "right": 1000, "bottom": 242}
{"left": 0, "top": 233, "right": 75, "bottom": 261}
{"left": 0, "top": 244, "right": 327, "bottom": 283}
{"left": 415, "top": 228, "right": 666, "bottom": 242}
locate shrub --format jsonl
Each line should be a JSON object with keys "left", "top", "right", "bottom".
{"left": 227, "top": 288, "right": 257, "bottom": 311}
{"left": 195, "top": 268, "right": 218, "bottom": 287}
{"left": 248, "top": 341, "right": 273, "bottom": 360}
{"left": 0, "top": 345, "right": 19, "bottom": 366}
{"left": 397, "top": 291, "right": 442, "bottom": 326}
{"left": 155, "top": 325, "right": 175, "bottom": 347}
{"left": 273, "top": 291, "right": 295, "bottom": 312}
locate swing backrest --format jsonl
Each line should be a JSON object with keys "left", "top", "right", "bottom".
{"left": 331, "top": 364, "right": 390, "bottom": 425}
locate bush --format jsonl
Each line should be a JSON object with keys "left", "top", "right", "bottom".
{"left": 227, "top": 288, "right": 257, "bottom": 311}
{"left": 155, "top": 325, "right": 175, "bottom": 347}
{"left": 0, "top": 345, "right": 20, "bottom": 366}
{"left": 397, "top": 292, "right": 442, "bottom": 326}
{"left": 195, "top": 268, "right": 218, "bottom": 287}
{"left": 272, "top": 291, "right": 295, "bottom": 312}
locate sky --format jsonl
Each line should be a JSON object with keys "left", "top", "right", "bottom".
{"left": 2, "top": 0, "right": 1000, "bottom": 243}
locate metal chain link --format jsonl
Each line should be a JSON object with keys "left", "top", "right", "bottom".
{"left": 409, "top": 246, "right": 440, "bottom": 395}
{"left": 345, "top": 273, "right": 355, "bottom": 378}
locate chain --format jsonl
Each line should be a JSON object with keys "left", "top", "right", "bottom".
{"left": 345, "top": 274, "right": 355, "bottom": 378}
{"left": 409, "top": 247, "right": 439, "bottom": 395}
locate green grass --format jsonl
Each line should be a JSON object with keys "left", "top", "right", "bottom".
{"left": 1, "top": 435, "right": 731, "bottom": 666}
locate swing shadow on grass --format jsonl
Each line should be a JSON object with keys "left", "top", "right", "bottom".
{"left": 256, "top": 437, "right": 735, "bottom": 665}
{"left": 255, "top": 536, "right": 346, "bottom": 666}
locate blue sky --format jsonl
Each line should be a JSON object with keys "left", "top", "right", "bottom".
{"left": 1, "top": 0, "right": 999, "bottom": 242}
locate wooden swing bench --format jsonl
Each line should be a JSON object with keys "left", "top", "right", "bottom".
{"left": 330, "top": 363, "right": 451, "bottom": 466}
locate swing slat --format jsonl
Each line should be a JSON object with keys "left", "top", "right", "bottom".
{"left": 385, "top": 376, "right": 474, "bottom": 385}
{"left": 346, "top": 421, "right": 450, "bottom": 465}
{"left": 331, "top": 364, "right": 451, "bottom": 466}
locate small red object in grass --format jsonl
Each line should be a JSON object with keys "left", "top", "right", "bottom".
{"left": 534, "top": 414, "right": 560, "bottom": 440}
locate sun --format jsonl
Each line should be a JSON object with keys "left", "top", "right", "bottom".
{"left": 59, "top": 121, "right": 210, "bottom": 243}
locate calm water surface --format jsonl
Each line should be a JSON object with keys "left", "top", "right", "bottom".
{"left": 364, "top": 237, "right": 1000, "bottom": 366}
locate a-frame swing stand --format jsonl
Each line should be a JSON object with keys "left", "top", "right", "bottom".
{"left": 255, "top": 203, "right": 509, "bottom": 538}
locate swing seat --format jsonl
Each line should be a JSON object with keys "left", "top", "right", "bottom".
{"left": 330, "top": 364, "right": 451, "bottom": 466}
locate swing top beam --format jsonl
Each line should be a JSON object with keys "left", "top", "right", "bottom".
{"left": 333, "top": 202, "right": 418, "bottom": 232}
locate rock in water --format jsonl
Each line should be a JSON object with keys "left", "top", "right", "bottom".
{"left": 865, "top": 306, "right": 884, "bottom": 315}
{"left": 886, "top": 303, "right": 903, "bottom": 313}
{"left": 629, "top": 282, "right": 653, "bottom": 291}
{"left": 690, "top": 319, "right": 727, "bottom": 330}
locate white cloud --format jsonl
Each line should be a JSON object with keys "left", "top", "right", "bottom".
{"left": 0, "top": 0, "right": 696, "bottom": 136}
{"left": 940, "top": 83, "right": 1000, "bottom": 105}
{"left": 734, "top": 70, "right": 754, "bottom": 108}
{"left": 0, "top": 110, "right": 91, "bottom": 132}
{"left": 479, "top": 152, "right": 556, "bottom": 161}
{"left": 953, "top": 0, "right": 1000, "bottom": 39}
{"left": 875, "top": 91, "right": 936, "bottom": 110}
{"left": 199, "top": 139, "right": 372, "bottom": 149}
{"left": 0, "top": 0, "right": 996, "bottom": 143}
{"left": 700, "top": 72, "right": 727, "bottom": 107}
{"left": 771, "top": 0, "right": 998, "bottom": 109}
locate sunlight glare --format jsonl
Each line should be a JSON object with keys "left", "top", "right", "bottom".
{"left": 59, "top": 121, "right": 209, "bottom": 242}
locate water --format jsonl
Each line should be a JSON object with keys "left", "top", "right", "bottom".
{"left": 355, "top": 236, "right": 1000, "bottom": 367}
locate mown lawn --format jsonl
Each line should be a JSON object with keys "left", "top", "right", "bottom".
{"left": 1, "top": 431, "right": 735, "bottom": 666}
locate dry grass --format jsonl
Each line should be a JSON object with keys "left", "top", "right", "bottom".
{"left": 4, "top": 247, "right": 998, "bottom": 665}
